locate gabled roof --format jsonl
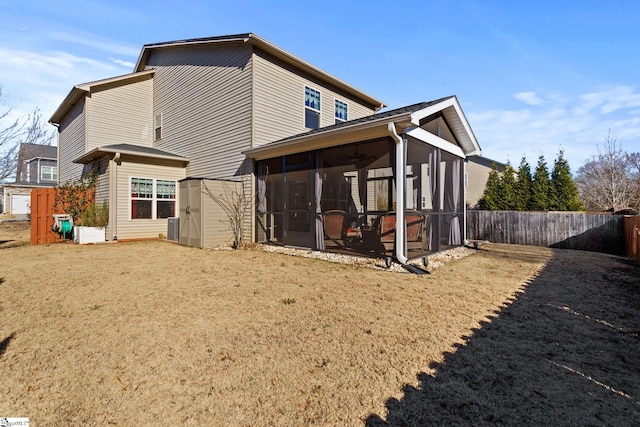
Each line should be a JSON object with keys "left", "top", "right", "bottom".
{"left": 134, "top": 33, "right": 386, "bottom": 111}
{"left": 244, "top": 96, "right": 481, "bottom": 160}
{"left": 49, "top": 70, "right": 155, "bottom": 125}
{"left": 73, "top": 143, "right": 189, "bottom": 164}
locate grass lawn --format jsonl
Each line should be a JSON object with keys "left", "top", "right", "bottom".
{"left": 0, "top": 222, "right": 638, "bottom": 425}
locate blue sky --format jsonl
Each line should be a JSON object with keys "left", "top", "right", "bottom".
{"left": 1, "top": 0, "right": 640, "bottom": 172}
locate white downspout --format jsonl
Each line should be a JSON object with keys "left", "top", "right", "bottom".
{"left": 387, "top": 123, "right": 408, "bottom": 264}
{"left": 109, "top": 152, "right": 120, "bottom": 240}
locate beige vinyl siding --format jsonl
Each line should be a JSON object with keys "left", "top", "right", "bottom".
{"left": 465, "top": 160, "right": 489, "bottom": 209}
{"left": 116, "top": 161, "right": 186, "bottom": 240}
{"left": 93, "top": 158, "right": 110, "bottom": 236}
{"left": 252, "top": 50, "right": 377, "bottom": 147}
{"left": 94, "top": 158, "right": 110, "bottom": 205}
{"left": 58, "top": 100, "right": 86, "bottom": 183}
{"left": 85, "top": 77, "right": 154, "bottom": 151}
{"left": 144, "top": 45, "right": 253, "bottom": 179}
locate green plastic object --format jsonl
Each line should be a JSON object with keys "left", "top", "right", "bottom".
{"left": 60, "top": 220, "right": 72, "bottom": 240}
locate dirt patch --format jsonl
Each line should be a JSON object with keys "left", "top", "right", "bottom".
{"left": 0, "top": 222, "right": 638, "bottom": 425}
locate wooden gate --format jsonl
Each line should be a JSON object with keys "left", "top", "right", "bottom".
{"left": 623, "top": 216, "right": 640, "bottom": 262}
{"left": 30, "top": 188, "right": 63, "bottom": 245}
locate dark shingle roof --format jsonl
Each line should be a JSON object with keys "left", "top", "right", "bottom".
{"left": 274, "top": 96, "right": 454, "bottom": 145}
{"left": 73, "top": 143, "right": 188, "bottom": 164}
{"left": 19, "top": 143, "right": 57, "bottom": 160}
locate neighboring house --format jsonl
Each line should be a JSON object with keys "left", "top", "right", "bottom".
{"left": 465, "top": 155, "right": 508, "bottom": 209}
{"left": 1, "top": 143, "right": 58, "bottom": 216}
{"left": 50, "top": 33, "right": 482, "bottom": 262}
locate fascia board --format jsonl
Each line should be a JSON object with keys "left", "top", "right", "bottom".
{"left": 410, "top": 96, "right": 482, "bottom": 156}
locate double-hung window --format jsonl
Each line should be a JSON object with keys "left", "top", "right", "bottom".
{"left": 335, "top": 99, "right": 348, "bottom": 124}
{"left": 130, "top": 177, "right": 176, "bottom": 219}
{"left": 41, "top": 165, "right": 58, "bottom": 181}
{"left": 304, "top": 86, "right": 321, "bottom": 129}
{"left": 156, "top": 180, "right": 176, "bottom": 218}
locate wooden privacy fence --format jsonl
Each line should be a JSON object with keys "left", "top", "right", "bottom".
{"left": 467, "top": 210, "right": 625, "bottom": 255}
{"left": 623, "top": 216, "right": 640, "bottom": 262}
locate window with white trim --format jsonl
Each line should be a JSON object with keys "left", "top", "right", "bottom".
{"left": 131, "top": 177, "right": 153, "bottom": 219}
{"left": 130, "top": 177, "right": 176, "bottom": 219}
{"left": 304, "top": 86, "right": 321, "bottom": 129}
{"left": 335, "top": 99, "right": 348, "bottom": 124}
{"left": 41, "top": 165, "right": 57, "bottom": 181}
{"left": 154, "top": 113, "right": 162, "bottom": 140}
{"left": 156, "top": 179, "right": 176, "bottom": 218}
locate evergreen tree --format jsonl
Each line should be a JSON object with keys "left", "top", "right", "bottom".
{"left": 530, "top": 155, "right": 550, "bottom": 211}
{"left": 550, "top": 150, "right": 584, "bottom": 211}
{"left": 500, "top": 163, "right": 518, "bottom": 210}
{"left": 515, "top": 156, "right": 532, "bottom": 210}
{"left": 478, "top": 163, "right": 502, "bottom": 210}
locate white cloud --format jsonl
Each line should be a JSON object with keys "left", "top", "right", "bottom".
{"left": 513, "top": 91, "right": 542, "bottom": 105}
{"left": 469, "top": 86, "right": 640, "bottom": 170}
{"left": 111, "top": 58, "right": 136, "bottom": 69}
{"left": 0, "top": 46, "right": 133, "bottom": 122}
{"left": 47, "top": 31, "right": 139, "bottom": 57}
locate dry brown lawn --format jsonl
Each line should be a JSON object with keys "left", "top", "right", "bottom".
{"left": 0, "top": 222, "right": 638, "bottom": 425}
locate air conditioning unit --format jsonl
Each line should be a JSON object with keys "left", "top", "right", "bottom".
{"left": 167, "top": 217, "right": 179, "bottom": 242}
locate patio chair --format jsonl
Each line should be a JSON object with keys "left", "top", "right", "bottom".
{"left": 322, "top": 210, "right": 349, "bottom": 247}
{"left": 363, "top": 211, "right": 426, "bottom": 255}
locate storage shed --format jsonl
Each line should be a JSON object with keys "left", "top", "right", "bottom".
{"left": 178, "top": 178, "right": 244, "bottom": 248}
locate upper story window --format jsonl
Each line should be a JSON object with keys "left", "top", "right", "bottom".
{"left": 304, "top": 86, "right": 321, "bottom": 129}
{"left": 335, "top": 99, "right": 348, "bottom": 124}
{"left": 41, "top": 165, "right": 57, "bottom": 181}
{"left": 154, "top": 113, "right": 162, "bottom": 140}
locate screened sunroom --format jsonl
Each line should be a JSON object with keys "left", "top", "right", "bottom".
{"left": 245, "top": 97, "right": 481, "bottom": 265}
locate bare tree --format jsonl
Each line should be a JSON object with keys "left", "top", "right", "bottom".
{"left": 202, "top": 180, "right": 252, "bottom": 248}
{"left": 575, "top": 131, "right": 640, "bottom": 212}
{"left": 0, "top": 87, "right": 24, "bottom": 182}
{"left": 0, "top": 87, "right": 55, "bottom": 182}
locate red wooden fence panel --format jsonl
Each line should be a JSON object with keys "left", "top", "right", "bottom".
{"left": 623, "top": 216, "right": 640, "bottom": 262}
{"left": 31, "top": 188, "right": 63, "bottom": 245}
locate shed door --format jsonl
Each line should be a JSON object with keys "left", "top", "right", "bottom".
{"left": 11, "top": 194, "right": 31, "bottom": 214}
{"left": 179, "top": 180, "right": 202, "bottom": 248}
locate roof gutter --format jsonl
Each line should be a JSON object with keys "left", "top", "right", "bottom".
{"left": 387, "top": 123, "right": 408, "bottom": 265}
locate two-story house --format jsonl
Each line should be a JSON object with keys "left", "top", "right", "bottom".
{"left": 50, "top": 33, "right": 481, "bottom": 265}
{"left": 1, "top": 143, "right": 57, "bottom": 216}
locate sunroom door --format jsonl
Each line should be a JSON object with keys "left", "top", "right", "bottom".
{"left": 284, "top": 168, "right": 313, "bottom": 248}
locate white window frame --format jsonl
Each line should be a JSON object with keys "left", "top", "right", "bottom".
{"left": 41, "top": 165, "right": 57, "bottom": 181}
{"left": 304, "top": 86, "right": 321, "bottom": 129}
{"left": 129, "top": 177, "right": 177, "bottom": 220}
{"left": 334, "top": 99, "right": 348, "bottom": 124}
{"left": 155, "top": 179, "right": 177, "bottom": 219}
